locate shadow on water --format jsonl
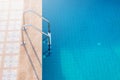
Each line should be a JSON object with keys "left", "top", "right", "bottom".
{"left": 42, "top": 4, "right": 66, "bottom": 78}
{"left": 42, "top": 39, "right": 66, "bottom": 80}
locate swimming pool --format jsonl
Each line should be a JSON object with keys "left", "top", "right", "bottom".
{"left": 43, "top": 0, "right": 120, "bottom": 80}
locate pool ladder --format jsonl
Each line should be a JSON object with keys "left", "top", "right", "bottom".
{"left": 21, "top": 9, "right": 51, "bottom": 80}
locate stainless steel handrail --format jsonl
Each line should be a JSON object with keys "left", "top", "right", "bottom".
{"left": 24, "top": 9, "right": 50, "bottom": 23}
{"left": 22, "top": 9, "right": 51, "bottom": 47}
{"left": 21, "top": 9, "right": 51, "bottom": 80}
{"left": 23, "top": 9, "right": 51, "bottom": 33}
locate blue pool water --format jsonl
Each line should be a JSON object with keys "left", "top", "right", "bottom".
{"left": 43, "top": 0, "right": 120, "bottom": 80}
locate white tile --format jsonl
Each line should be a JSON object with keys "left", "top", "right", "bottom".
{"left": 0, "top": 0, "right": 9, "bottom": 1}
{"left": 0, "top": 12, "right": 8, "bottom": 20}
{"left": 0, "top": 16, "right": 8, "bottom": 20}
{"left": 15, "top": 21, "right": 22, "bottom": 25}
{"left": 0, "top": 21, "right": 7, "bottom": 30}
{"left": 0, "top": 56, "right": 1, "bottom": 67}
{"left": 2, "top": 69, "right": 17, "bottom": 80}
{"left": 4, "top": 55, "right": 19, "bottom": 68}
{"left": 8, "top": 25, "right": 21, "bottom": 30}
{"left": 0, "top": 44, "right": 4, "bottom": 54}
{"left": 5, "top": 43, "right": 20, "bottom": 54}
{"left": 8, "top": 21, "right": 22, "bottom": 30}
{"left": 9, "top": 11, "right": 22, "bottom": 20}
{"left": 7, "top": 31, "right": 21, "bottom": 41}
{"left": 8, "top": 21, "right": 15, "bottom": 25}
{"left": 0, "top": 0, "right": 9, "bottom": 2}
{"left": 0, "top": 32, "right": 5, "bottom": 42}
{"left": 0, "top": 2, "right": 9, "bottom": 10}
{"left": 0, "top": 25, "right": 7, "bottom": 30}
{"left": 11, "top": 1, "right": 23, "bottom": 10}
{"left": 0, "top": 11, "right": 8, "bottom": 14}
{"left": 0, "top": 21, "right": 7, "bottom": 25}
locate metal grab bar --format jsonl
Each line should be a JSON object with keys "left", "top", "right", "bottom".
{"left": 23, "top": 9, "right": 51, "bottom": 33}
{"left": 24, "top": 9, "right": 50, "bottom": 23}
{"left": 21, "top": 26, "right": 42, "bottom": 80}
{"left": 23, "top": 9, "right": 51, "bottom": 50}
{"left": 21, "top": 9, "right": 51, "bottom": 80}
{"left": 22, "top": 42, "right": 40, "bottom": 80}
